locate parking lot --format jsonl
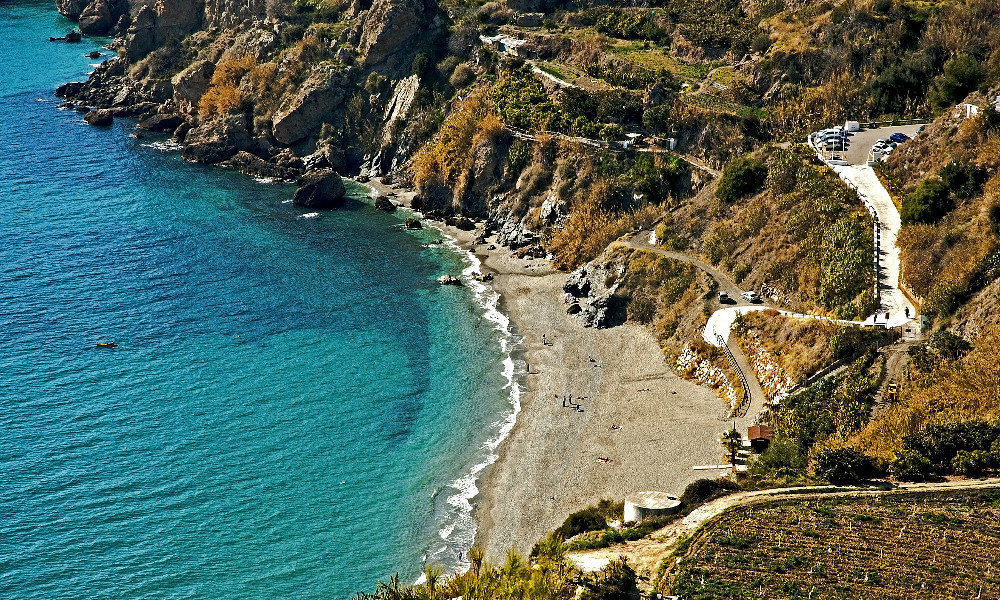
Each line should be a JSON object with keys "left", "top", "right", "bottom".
{"left": 841, "top": 123, "right": 925, "bottom": 165}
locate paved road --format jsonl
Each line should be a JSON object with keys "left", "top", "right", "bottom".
{"left": 832, "top": 165, "right": 915, "bottom": 327}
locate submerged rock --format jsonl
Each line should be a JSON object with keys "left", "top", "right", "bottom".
{"left": 226, "top": 151, "right": 302, "bottom": 180}
{"left": 404, "top": 217, "right": 422, "bottom": 229}
{"left": 292, "top": 169, "right": 346, "bottom": 209}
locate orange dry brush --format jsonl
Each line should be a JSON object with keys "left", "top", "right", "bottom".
{"left": 198, "top": 55, "right": 257, "bottom": 117}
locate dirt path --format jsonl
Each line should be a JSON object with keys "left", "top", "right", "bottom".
{"left": 566, "top": 477, "right": 1000, "bottom": 584}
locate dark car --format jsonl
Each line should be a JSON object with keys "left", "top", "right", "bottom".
{"left": 889, "top": 132, "right": 910, "bottom": 143}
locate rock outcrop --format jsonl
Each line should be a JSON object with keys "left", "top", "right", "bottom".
{"left": 292, "top": 169, "right": 347, "bottom": 208}
{"left": 83, "top": 108, "right": 113, "bottom": 126}
{"left": 78, "top": 0, "right": 112, "bottom": 35}
{"left": 57, "top": 0, "right": 90, "bottom": 20}
{"left": 374, "top": 195, "right": 396, "bottom": 211}
{"left": 225, "top": 151, "right": 303, "bottom": 180}
{"left": 359, "top": 0, "right": 441, "bottom": 72}
{"left": 181, "top": 113, "right": 254, "bottom": 164}
{"left": 171, "top": 60, "right": 215, "bottom": 108}
{"left": 137, "top": 113, "right": 185, "bottom": 133}
{"left": 272, "top": 71, "right": 348, "bottom": 146}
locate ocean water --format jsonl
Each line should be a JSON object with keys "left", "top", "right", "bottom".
{"left": 0, "top": 3, "right": 518, "bottom": 598}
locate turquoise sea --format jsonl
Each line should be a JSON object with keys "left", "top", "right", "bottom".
{"left": 0, "top": 3, "right": 518, "bottom": 598}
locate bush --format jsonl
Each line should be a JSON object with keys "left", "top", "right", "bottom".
{"left": 888, "top": 449, "right": 936, "bottom": 481}
{"left": 953, "top": 449, "right": 996, "bottom": 477}
{"left": 747, "top": 436, "right": 806, "bottom": 480}
{"left": 901, "top": 421, "right": 1000, "bottom": 472}
{"left": 555, "top": 508, "right": 608, "bottom": 540}
{"left": 940, "top": 161, "right": 988, "bottom": 199}
{"left": 813, "top": 447, "right": 877, "bottom": 484}
{"left": 716, "top": 157, "right": 768, "bottom": 203}
{"left": 679, "top": 478, "right": 740, "bottom": 509}
{"left": 900, "top": 177, "right": 953, "bottom": 225}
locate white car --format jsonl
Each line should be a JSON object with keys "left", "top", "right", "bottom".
{"left": 741, "top": 291, "right": 761, "bottom": 303}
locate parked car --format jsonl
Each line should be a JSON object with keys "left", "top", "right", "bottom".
{"left": 718, "top": 291, "right": 730, "bottom": 303}
{"left": 741, "top": 291, "right": 761, "bottom": 303}
{"left": 889, "top": 132, "right": 910, "bottom": 143}
{"left": 917, "top": 125, "right": 926, "bottom": 134}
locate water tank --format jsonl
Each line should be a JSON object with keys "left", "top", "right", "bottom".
{"left": 624, "top": 491, "right": 682, "bottom": 523}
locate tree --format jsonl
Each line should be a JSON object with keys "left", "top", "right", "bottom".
{"left": 813, "top": 447, "right": 876, "bottom": 484}
{"left": 716, "top": 157, "right": 768, "bottom": 203}
{"left": 722, "top": 427, "right": 743, "bottom": 464}
{"left": 555, "top": 508, "right": 607, "bottom": 540}
{"left": 928, "top": 53, "right": 985, "bottom": 110}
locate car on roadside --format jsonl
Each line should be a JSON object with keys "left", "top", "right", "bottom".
{"left": 718, "top": 291, "right": 731, "bottom": 304}
{"left": 889, "top": 132, "right": 910, "bottom": 143}
{"left": 741, "top": 291, "right": 761, "bottom": 303}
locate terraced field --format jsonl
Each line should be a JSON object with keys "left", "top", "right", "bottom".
{"left": 663, "top": 490, "right": 1000, "bottom": 599}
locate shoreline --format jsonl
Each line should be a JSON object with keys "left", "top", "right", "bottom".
{"left": 353, "top": 178, "right": 732, "bottom": 564}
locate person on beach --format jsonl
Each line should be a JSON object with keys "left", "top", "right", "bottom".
{"left": 542, "top": 334, "right": 547, "bottom": 345}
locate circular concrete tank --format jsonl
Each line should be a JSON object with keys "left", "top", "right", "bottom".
{"left": 624, "top": 491, "right": 682, "bottom": 523}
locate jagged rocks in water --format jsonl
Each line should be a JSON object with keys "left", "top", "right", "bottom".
{"left": 83, "top": 108, "right": 113, "bottom": 126}
{"left": 374, "top": 196, "right": 396, "bottom": 212}
{"left": 292, "top": 169, "right": 346, "bottom": 209}
{"left": 356, "top": 174, "right": 370, "bottom": 183}
{"left": 172, "top": 121, "right": 191, "bottom": 143}
{"left": 65, "top": 30, "right": 82, "bottom": 42}
{"left": 437, "top": 275, "right": 462, "bottom": 286}
{"left": 404, "top": 217, "right": 422, "bottom": 230}
{"left": 181, "top": 114, "right": 254, "bottom": 164}
{"left": 86, "top": 50, "right": 101, "bottom": 58}
{"left": 226, "top": 151, "right": 302, "bottom": 181}
{"left": 74, "top": 105, "right": 91, "bottom": 113}
{"left": 56, "top": 81, "right": 85, "bottom": 97}
{"left": 137, "top": 113, "right": 185, "bottom": 133}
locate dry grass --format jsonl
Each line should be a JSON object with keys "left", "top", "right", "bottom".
{"left": 847, "top": 326, "right": 1000, "bottom": 463}
{"left": 734, "top": 312, "right": 841, "bottom": 383}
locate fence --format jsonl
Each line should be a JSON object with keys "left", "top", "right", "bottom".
{"left": 717, "top": 333, "right": 752, "bottom": 419}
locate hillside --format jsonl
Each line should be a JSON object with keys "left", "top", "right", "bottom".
{"left": 47, "top": 0, "right": 1000, "bottom": 596}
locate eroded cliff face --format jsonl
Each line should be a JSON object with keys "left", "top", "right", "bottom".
{"left": 56, "top": 0, "right": 447, "bottom": 184}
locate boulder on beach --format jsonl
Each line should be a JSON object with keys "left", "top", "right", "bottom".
{"left": 446, "top": 215, "right": 475, "bottom": 230}
{"left": 83, "top": 108, "right": 113, "bottom": 126}
{"left": 374, "top": 195, "right": 396, "bottom": 212}
{"left": 292, "top": 169, "right": 346, "bottom": 209}
{"left": 404, "top": 217, "right": 422, "bottom": 230}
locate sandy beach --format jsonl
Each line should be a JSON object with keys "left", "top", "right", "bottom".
{"left": 358, "top": 179, "right": 731, "bottom": 562}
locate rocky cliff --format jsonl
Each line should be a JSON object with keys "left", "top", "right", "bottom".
{"left": 56, "top": 0, "right": 446, "bottom": 187}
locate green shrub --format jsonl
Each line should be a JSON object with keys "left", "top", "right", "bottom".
{"left": 555, "top": 508, "right": 608, "bottom": 540}
{"left": 679, "top": 478, "right": 740, "bottom": 509}
{"left": 928, "top": 53, "right": 985, "bottom": 110}
{"left": 813, "top": 447, "right": 877, "bottom": 484}
{"left": 901, "top": 177, "right": 953, "bottom": 225}
{"left": 747, "top": 436, "right": 806, "bottom": 480}
{"left": 940, "top": 161, "right": 988, "bottom": 200}
{"left": 901, "top": 420, "right": 1000, "bottom": 473}
{"left": 953, "top": 449, "right": 996, "bottom": 477}
{"left": 888, "top": 449, "right": 936, "bottom": 481}
{"left": 716, "top": 156, "right": 768, "bottom": 203}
